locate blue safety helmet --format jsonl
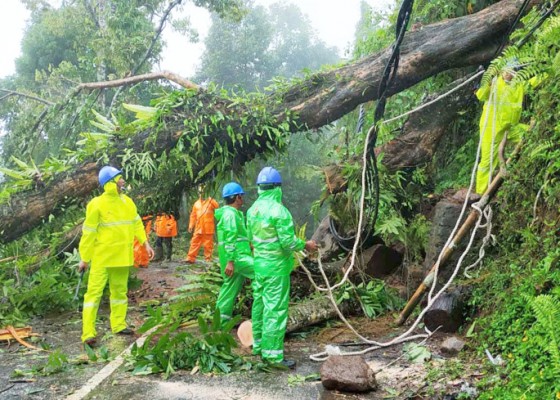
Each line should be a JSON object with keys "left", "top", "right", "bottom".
{"left": 222, "top": 182, "right": 245, "bottom": 198}
{"left": 98, "top": 166, "right": 122, "bottom": 187}
{"left": 256, "top": 166, "right": 282, "bottom": 185}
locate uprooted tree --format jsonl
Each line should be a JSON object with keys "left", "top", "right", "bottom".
{"left": 0, "top": 0, "right": 539, "bottom": 243}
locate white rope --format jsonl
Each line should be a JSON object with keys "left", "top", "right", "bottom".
{"left": 302, "top": 68, "right": 504, "bottom": 361}
{"left": 427, "top": 76, "right": 497, "bottom": 302}
{"left": 382, "top": 70, "right": 485, "bottom": 125}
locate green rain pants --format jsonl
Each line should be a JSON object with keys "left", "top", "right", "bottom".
{"left": 251, "top": 274, "right": 290, "bottom": 362}
{"left": 82, "top": 266, "right": 129, "bottom": 342}
{"left": 216, "top": 254, "right": 254, "bottom": 327}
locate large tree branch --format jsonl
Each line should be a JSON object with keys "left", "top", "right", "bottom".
{"left": 324, "top": 74, "right": 480, "bottom": 194}
{"left": 109, "top": 0, "right": 185, "bottom": 111}
{"left": 0, "top": 0, "right": 538, "bottom": 243}
{"left": 75, "top": 71, "right": 199, "bottom": 93}
{"left": 276, "top": 0, "right": 527, "bottom": 128}
{"left": 133, "top": 0, "right": 183, "bottom": 76}
{"left": 0, "top": 89, "right": 55, "bottom": 106}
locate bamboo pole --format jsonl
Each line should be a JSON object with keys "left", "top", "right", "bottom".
{"left": 395, "top": 141, "right": 522, "bottom": 325}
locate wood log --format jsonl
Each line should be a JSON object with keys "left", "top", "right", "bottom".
{"left": 301, "top": 243, "right": 401, "bottom": 282}
{"left": 423, "top": 287, "right": 472, "bottom": 333}
{"left": 0, "top": 0, "right": 537, "bottom": 243}
{"left": 287, "top": 296, "right": 352, "bottom": 333}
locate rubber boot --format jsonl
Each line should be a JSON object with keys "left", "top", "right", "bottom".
{"left": 154, "top": 246, "right": 164, "bottom": 261}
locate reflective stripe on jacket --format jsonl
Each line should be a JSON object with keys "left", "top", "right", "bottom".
{"left": 79, "top": 180, "right": 146, "bottom": 267}
{"left": 247, "top": 187, "right": 305, "bottom": 276}
{"left": 189, "top": 198, "right": 219, "bottom": 234}
{"left": 215, "top": 205, "right": 252, "bottom": 268}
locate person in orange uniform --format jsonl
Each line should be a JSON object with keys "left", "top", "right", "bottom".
{"left": 134, "top": 215, "right": 153, "bottom": 268}
{"left": 185, "top": 186, "right": 219, "bottom": 263}
{"left": 154, "top": 212, "right": 178, "bottom": 261}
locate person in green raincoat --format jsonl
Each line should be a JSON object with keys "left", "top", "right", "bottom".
{"left": 247, "top": 167, "right": 317, "bottom": 368}
{"left": 215, "top": 182, "right": 254, "bottom": 328}
{"left": 78, "top": 166, "right": 155, "bottom": 346}
{"left": 475, "top": 63, "right": 525, "bottom": 194}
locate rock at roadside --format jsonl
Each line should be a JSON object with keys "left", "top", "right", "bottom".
{"left": 321, "top": 355, "right": 378, "bottom": 393}
{"left": 441, "top": 336, "right": 466, "bottom": 356}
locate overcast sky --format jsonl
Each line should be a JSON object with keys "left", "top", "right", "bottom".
{"left": 0, "top": 0, "right": 393, "bottom": 79}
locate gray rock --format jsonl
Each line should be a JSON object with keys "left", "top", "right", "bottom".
{"left": 320, "top": 355, "right": 378, "bottom": 393}
{"left": 311, "top": 216, "right": 344, "bottom": 261}
{"left": 441, "top": 336, "right": 466, "bottom": 355}
{"left": 423, "top": 199, "right": 469, "bottom": 284}
{"left": 452, "top": 189, "right": 481, "bottom": 204}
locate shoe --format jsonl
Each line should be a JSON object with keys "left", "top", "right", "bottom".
{"left": 83, "top": 337, "right": 97, "bottom": 347}
{"left": 184, "top": 259, "right": 195, "bottom": 264}
{"left": 116, "top": 328, "right": 134, "bottom": 335}
{"left": 280, "top": 359, "right": 296, "bottom": 369}
{"left": 267, "top": 359, "right": 296, "bottom": 369}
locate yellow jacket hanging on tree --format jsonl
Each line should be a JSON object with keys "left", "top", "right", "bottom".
{"left": 475, "top": 75, "right": 524, "bottom": 194}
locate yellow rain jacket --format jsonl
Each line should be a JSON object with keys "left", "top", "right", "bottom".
{"left": 79, "top": 180, "right": 147, "bottom": 267}
{"left": 475, "top": 76, "right": 524, "bottom": 194}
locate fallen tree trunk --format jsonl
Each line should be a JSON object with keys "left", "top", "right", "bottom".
{"left": 324, "top": 74, "right": 479, "bottom": 193}
{"left": 0, "top": 0, "right": 538, "bottom": 243}
{"left": 287, "top": 296, "right": 352, "bottom": 333}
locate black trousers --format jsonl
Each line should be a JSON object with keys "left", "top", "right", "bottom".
{"left": 155, "top": 236, "right": 173, "bottom": 260}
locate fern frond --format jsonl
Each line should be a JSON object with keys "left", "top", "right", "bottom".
{"left": 532, "top": 295, "right": 560, "bottom": 378}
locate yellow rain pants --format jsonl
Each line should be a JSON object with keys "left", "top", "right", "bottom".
{"left": 81, "top": 266, "right": 129, "bottom": 341}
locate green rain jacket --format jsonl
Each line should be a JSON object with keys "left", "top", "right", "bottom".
{"left": 246, "top": 187, "right": 305, "bottom": 277}
{"left": 215, "top": 205, "right": 252, "bottom": 268}
{"left": 79, "top": 180, "right": 147, "bottom": 268}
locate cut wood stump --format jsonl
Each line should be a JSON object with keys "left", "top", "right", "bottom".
{"left": 424, "top": 289, "right": 467, "bottom": 333}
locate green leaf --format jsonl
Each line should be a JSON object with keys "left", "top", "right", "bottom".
{"left": 403, "top": 343, "right": 431, "bottom": 363}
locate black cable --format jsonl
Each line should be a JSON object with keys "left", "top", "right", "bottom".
{"left": 516, "top": 0, "right": 560, "bottom": 48}
{"left": 493, "top": 0, "right": 532, "bottom": 58}
{"left": 328, "top": 0, "right": 414, "bottom": 250}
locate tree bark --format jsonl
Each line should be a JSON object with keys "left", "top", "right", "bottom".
{"left": 0, "top": 0, "right": 537, "bottom": 243}
{"left": 287, "top": 296, "right": 352, "bottom": 333}
{"left": 423, "top": 287, "right": 472, "bottom": 333}
{"left": 323, "top": 74, "right": 479, "bottom": 193}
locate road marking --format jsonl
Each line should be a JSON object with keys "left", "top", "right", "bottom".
{"left": 66, "top": 326, "right": 158, "bottom": 400}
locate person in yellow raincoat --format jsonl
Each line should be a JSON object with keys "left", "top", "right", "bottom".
{"left": 78, "top": 166, "right": 155, "bottom": 346}
{"left": 475, "top": 65, "right": 524, "bottom": 194}
{"left": 185, "top": 186, "right": 219, "bottom": 263}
